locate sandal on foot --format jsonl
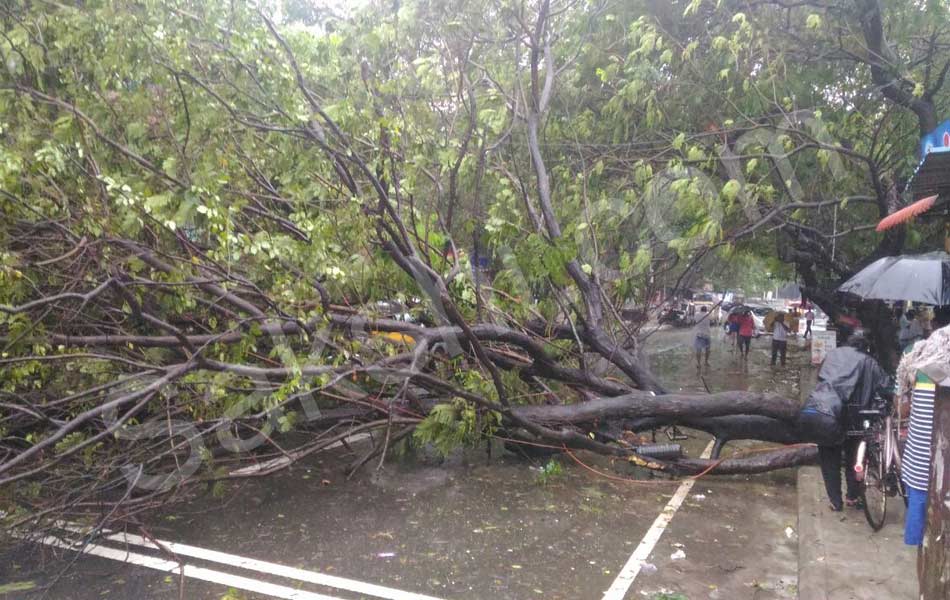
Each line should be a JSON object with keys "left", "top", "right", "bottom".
{"left": 845, "top": 497, "right": 865, "bottom": 509}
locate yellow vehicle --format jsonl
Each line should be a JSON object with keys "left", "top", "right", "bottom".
{"left": 764, "top": 310, "right": 800, "bottom": 335}
{"left": 368, "top": 330, "right": 416, "bottom": 346}
{"left": 690, "top": 292, "right": 721, "bottom": 324}
{"left": 363, "top": 300, "right": 419, "bottom": 346}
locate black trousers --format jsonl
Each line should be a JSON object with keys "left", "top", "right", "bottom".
{"left": 738, "top": 335, "right": 752, "bottom": 354}
{"left": 770, "top": 339, "right": 787, "bottom": 365}
{"left": 804, "top": 321, "right": 813, "bottom": 339}
{"left": 818, "top": 439, "right": 862, "bottom": 509}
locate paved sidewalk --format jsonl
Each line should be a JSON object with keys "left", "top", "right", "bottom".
{"left": 797, "top": 466, "right": 917, "bottom": 600}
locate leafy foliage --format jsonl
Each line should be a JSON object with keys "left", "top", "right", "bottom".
{"left": 0, "top": 0, "right": 946, "bottom": 528}
{"left": 535, "top": 458, "right": 564, "bottom": 486}
{"left": 413, "top": 400, "right": 500, "bottom": 457}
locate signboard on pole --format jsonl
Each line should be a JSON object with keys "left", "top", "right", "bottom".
{"left": 811, "top": 330, "right": 837, "bottom": 365}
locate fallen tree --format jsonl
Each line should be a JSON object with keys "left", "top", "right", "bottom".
{"left": 8, "top": 0, "right": 944, "bottom": 530}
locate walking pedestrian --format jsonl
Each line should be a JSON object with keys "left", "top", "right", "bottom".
{"left": 804, "top": 307, "right": 815, "bottom": 339}
{"left": 771, "top": 313, "right": 789, "bottom": 366}
{"left": 726, "top": 311, "right": 740, "bottom": 351}
{"left": 897, "top": 306, "right": 909, "bottom": 343}
{"left": 894, "top": 306, "right": 905, "bottom": 348}
{"left": 737, "top": 309, "right": 754, "bottom": 359}
{"left": 693, "top": 306, "right": 711, "bottom": 369}
{"left": 900, "top": 309, "right": 924, "bottom": 350}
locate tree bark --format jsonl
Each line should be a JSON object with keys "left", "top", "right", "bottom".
{"left": 920, "top": 382, "right": 950, "bottom": 599}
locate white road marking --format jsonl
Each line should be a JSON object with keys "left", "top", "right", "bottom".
{"left": 36, "top": 535, "right": 343, "bottom": 600}
{"left": 52, "top": 524, "right": 445, "bottom": 600}
{"left": 103, "top": 531, "right": 445, "bottom": 600}
{"left": 601, "top": 439, "right": 716, "bottom": 600}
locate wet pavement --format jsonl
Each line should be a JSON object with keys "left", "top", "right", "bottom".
{"left": 2, "top": 328, "right": 809, "bottom": 600}
{"left": 797, "top": 466, "right": 915, "bottom": 600}
{"left": 643, "top": 324, "right": 810, "bottom": 396}
{"left": 631, "top": 327, "right": 805, "bottom": 600}
{"left": 631, "top": 469, "right": 799, "bottom": 600}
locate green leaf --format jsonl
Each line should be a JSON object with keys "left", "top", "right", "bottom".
{"left": 683, "top": 0, "right": 703, "bottom": 17}
{"left": 162, "top": 156, "right": 177, "bottom": 177}
{"left": 0, "top": 582, "right": 37, "bottom": 593}
{"left": 672, "top": 133, "right": 686, "bottom": 150}
{"left": 722, "top": 179, "right": 741, "bottom": 201}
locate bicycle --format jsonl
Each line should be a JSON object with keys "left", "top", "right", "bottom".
{"left": 850, "top": 404, "right": 907, "bottom": 531}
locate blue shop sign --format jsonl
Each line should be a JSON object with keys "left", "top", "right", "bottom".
{"left": 920, "top": 119, "right": 950, "bottom": 157}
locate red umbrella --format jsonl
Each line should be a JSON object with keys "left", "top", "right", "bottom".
{"left": 876, "top": 195, "right": 938, "bottom": 232}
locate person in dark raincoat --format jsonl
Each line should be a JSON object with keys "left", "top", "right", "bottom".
{"left": 800, "top": 332, "right": 894, "bottom": 511}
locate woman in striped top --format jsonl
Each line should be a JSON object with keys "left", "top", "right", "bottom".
{"left": 901, "top": 370, "right": 935, "bottom": 546}
{"left": 900, "top": 308, "right": 950, "bottom": 546}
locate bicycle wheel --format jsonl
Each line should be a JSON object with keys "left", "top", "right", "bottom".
{"left": 886, "top": 420, "right": 909, "bottom": 508}
{"left": 862, "top": 446, "right": 887, "bottom": 531}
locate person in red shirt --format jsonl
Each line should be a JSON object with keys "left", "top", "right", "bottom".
{"left": 737, "top": 309, "right": 755, "bottom": 359}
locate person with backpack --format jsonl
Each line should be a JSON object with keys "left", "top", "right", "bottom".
{"left": 798, "top": 331, "right": 893, "bottom": 511}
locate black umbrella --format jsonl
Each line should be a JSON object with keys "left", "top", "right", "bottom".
{"left": 837, "top": 251, "right": 950, "bottom": 305}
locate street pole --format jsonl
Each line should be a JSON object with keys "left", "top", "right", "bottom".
{"left": 831, "top": 205, "right": 838, "bottom": 262}
{"left": 920, "top": 378, "right": 950, "bottom": 598}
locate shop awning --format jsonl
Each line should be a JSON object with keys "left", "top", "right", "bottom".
{"left": 877, "top": 195, "right": 939, "bottom": 232}
{"left": 908, "top": 149, "right": 950, "bottom": 200}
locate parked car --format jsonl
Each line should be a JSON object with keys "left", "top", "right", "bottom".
{"left": 659, "top": 305, "right": 691, "bottom": 328}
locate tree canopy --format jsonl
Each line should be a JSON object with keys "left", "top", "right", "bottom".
{"left": 1, "top": 0, "right": 948, "bottom": 528}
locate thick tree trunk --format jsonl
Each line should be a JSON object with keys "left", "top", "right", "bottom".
{"left": 511, "top": 391, "right": 800, "bottom": 424}
{"left": 508, "top": 392, "right": 812, "bottom": 474}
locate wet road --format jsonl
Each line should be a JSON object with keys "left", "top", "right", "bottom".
{"left": 2, "top": 329, "right": 809, "bottom": 600}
